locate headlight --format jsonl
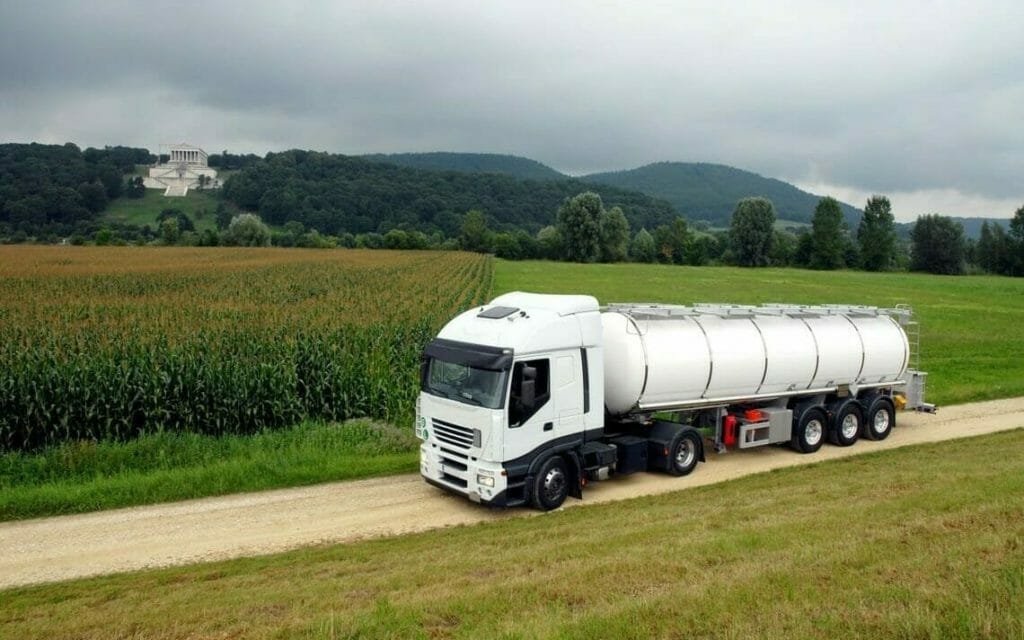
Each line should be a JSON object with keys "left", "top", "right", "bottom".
{"left": 477, "top": 474, "right": 495, "bottom": 487}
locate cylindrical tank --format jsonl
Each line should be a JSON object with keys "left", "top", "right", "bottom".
{"left": 602, "top": 308, "right": 909, "bottom": 415}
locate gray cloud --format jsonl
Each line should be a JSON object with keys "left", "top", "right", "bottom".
{"left": 1, "top": 0, "right": 1021, "bottom": 218}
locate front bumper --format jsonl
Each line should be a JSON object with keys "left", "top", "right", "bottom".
{"left": 420, "top": 442, "right": 508, "bottom": 506}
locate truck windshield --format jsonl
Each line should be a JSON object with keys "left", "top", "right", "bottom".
{"left": 423, "top": 358, "right": 508, "bottom": 409}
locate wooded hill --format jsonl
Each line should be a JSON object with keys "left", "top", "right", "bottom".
{"left": 362, "top": 152, "right": 565, "bottom": 181}
{"left": 582, "top": 161, "right": 863, "bottom": 228}
{"left": 360, "top": 153, "right": 865, "bottom": 227}
{"left": 222, "top": 150, "right": 678, "bottom": 237}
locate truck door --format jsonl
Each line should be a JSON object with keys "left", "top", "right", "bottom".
{"left": 553, "top": 353, "right": 584, "bottom": 436}
{"left": 505, "top": 357, "right": 555, "bottom": 462}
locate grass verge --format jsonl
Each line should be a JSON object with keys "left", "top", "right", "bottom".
{"left": 495, "top": 260, "right": 1024, "bottom": 405}
{"left": 100, "top": 189, "right": 233, "bottom": 232}
{"left": 0, "top": 419, "right": 418, "bottom": 521}
{"left": 2, "top": 429, "right": 1022, "bottom": 639}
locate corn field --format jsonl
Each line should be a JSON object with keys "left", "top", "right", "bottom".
{"left": 0, "top": 247, "right": 492, "bottom": 451}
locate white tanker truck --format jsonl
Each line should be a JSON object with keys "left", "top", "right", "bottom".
{"left": 417, "top": 292, "right": 931, "bottom": 510}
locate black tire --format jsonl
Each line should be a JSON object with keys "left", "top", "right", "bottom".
{"left": 666, "top": 431, "right": 701, "bottom": 477}
{"left": 531, "top": 456, "right": 568, "bottom": 511}
{"left": 863, "top": 395, "right": 895, "bottom": 441}
{"left": 828, "top": 399, "right": 863, "bottom": 447}
{"left": 791, "top": 406, "right": 827, "bottom": 454}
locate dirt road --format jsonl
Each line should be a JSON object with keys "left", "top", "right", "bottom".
{"left": 2, "top": 397, "right": 1023, "bottom": 589}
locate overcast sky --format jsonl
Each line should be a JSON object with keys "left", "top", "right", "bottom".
{"left": 1, "top": 1, "right": 1021, "bottom": 221}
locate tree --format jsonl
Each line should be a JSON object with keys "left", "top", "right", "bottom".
{"left": 1009, "top": 205, "right": 1024, "bottom": 276}
{"left": 124, "top": 176, "right": 146, "bottom": 198}
{"left": 557, "top": 192, "right": 603, "bottom": 263}
{"left": 770, "top": 230, "right": 796, "bottom": 266}
{"left": 729, "top": 197, "right": 775, "bottom": 267}
{"left": 76, "top": 181, "right": 108, "bottom": 214}
{"left": 653, "top": 217, "right": 691, "bottom": 264}
{"left": 910, "top": 214, "right": 964, "bottom": 275}
{"left": 599, "top": 206, "right": 630, "bottom": 262}
{"left": 809, "top": 196, "right": 846, "bottom": 270}
{"left": 214, "top": 203, "right": 233, "bottom": 230}
{"left": 222, "top": 213, "right": 271, "bottom": 247}
{"left": 977, "top": 221, "right": 999, "bottom": 273}
{"left": 858, "top": 195, "right": 897, "bottom": 271}
{"left": 459, "top": 209, "right": 491, "bottom": 253}
{"left": 160, "top": 217, "right": 180, "bottom": 245}
{"left": 157, "top": 208, "right": 195, "bottom": 233}
{"left": 94, "top": 228, "right": 114, "bottom": 246}
{"left": 536, "top": 225, "right": 563, "bottom": 260}
{"left": 630, "top": 228, "right": 656, "bottom": 263}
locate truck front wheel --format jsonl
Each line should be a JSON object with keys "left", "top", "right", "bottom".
{"left": 531, "top": 456, "right": 568, "bottom": 511}
{"left": 667, "top": 431, "right": 701, "bottom": 476}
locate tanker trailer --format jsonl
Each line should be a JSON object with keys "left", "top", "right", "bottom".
{"left": 417, "top": 292, "right": 930, "bottom": 510}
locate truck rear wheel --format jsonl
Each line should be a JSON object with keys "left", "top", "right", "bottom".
{"left": 863, "top": 395, "right": 895, "bottom": 441}
{"left": 792, "top": 406, "right": 827, "bottom": 454}
{"left": 666, "top": 431, "right": 701, "bottom": 476}
{"left": 531, "top": 456, "right": 568, "bottom": 511}
{"left": 828, "top": 399, "right": 862, "bottom": 447}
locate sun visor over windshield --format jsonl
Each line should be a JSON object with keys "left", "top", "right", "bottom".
{"left": 423, "top": 338, "right": 513, "bottom": 370}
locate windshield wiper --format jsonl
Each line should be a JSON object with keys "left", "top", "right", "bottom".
{"left": 458, "top": 392, "right": 483, "bottom": 406}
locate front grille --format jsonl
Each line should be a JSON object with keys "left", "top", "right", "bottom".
{"left": 432, "top": 418, "right": 480, "bottom": 450}
{"left": 440, "top": 446, "right": 468, "bottom": 460}
{"left": 440, "top": 456, "right": 468, "bottom": 472}
{"left": 442, "top": 473, "right": 468, "bottom": 488}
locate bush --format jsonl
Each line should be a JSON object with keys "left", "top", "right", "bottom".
{"left": 222, "top": 213, "right": 271, "bottom": 247}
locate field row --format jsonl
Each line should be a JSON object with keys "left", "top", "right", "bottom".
{"left": 0, "top": 247, "right": 492, "bottom": 451}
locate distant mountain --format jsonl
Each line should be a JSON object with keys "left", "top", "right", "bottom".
{"left": 582, "top": 162, "right": 862, "bottom": 228}
{"left": 363, "top": 152, "right": 566, "bottom": 181}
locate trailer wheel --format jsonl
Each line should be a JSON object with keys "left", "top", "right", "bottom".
{"left": 863, "top": 396, "right": 895, "bottom": 441}
{"left": 828, "top": 400, "right": 862, "bottom": 447}
{"left": 531, "top": 456, "right": 568, "bottom": 511}
{"left": 667, "top": 431, "right": 701, "bottom": 477}
{"left": 791, "top": 407, "right": 827, "bottom": 454}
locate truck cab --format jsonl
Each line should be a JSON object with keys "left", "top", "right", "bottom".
{"left": 417, "top": 292, "right": 605, "bottom": 508}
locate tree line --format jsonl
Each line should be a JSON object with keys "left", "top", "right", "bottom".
{"left": 220, "top": 149, "right": 678, "bottom": 237}
{"left": 466, "top": 190, "right": 1023, "bottom": 277}
{"left": 0, "top": 143, "right": 151, "bottom": 237}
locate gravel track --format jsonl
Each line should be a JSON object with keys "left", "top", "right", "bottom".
{"left": 2, "top": 397, "right": 1023, "bottom": 589}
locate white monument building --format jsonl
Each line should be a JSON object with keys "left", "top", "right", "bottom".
{"left": 143, "top": 143, "right": 219, "bottom": 197}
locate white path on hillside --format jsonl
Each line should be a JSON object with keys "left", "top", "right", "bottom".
{"left": 2, "top": 397, "right": 1023, "bottom": 589}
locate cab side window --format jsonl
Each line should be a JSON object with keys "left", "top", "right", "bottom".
{"left": 508, "top": 359, "right": 550, "bottom": 427}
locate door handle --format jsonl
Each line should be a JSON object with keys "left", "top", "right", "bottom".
{"left": 543, "top": 422, "right": 554, "bottom": 431}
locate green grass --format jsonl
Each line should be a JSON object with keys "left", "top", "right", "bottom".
{"left": 0, "top": 419, "right": 418, "bottom": 521}
{"left": 101, "top": 189, "right": 233, "bottom": 232}
{"left": 495, "top": 260, "right": 1024, "bottom": 405}
{"left": 3, "top": 429, "right": 1022, "bottom": 638}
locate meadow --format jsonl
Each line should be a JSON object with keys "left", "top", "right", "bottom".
{"left": 100, "top": 189, "right": 233, "bottom": 232}
{"left": 3, "top": 429, "right": 1021, "bottom": 638}
{"left": 495, "top": 261, "right": 1024, "bottom": 405}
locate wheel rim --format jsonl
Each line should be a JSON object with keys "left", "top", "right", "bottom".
{"left": 543, "top": 467, "right": 565, "bottom": 503}
{"left": 805, "top": 419, "right": 823, "bottom": 446}
{"left": 841, "top": 413, "right": 859, "bottom": 439}
{"left": 873, "top": 409, "right": 890, "bottom": 433}
{"left": 675, "top": 439, "right": 695, "bottom": 469}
